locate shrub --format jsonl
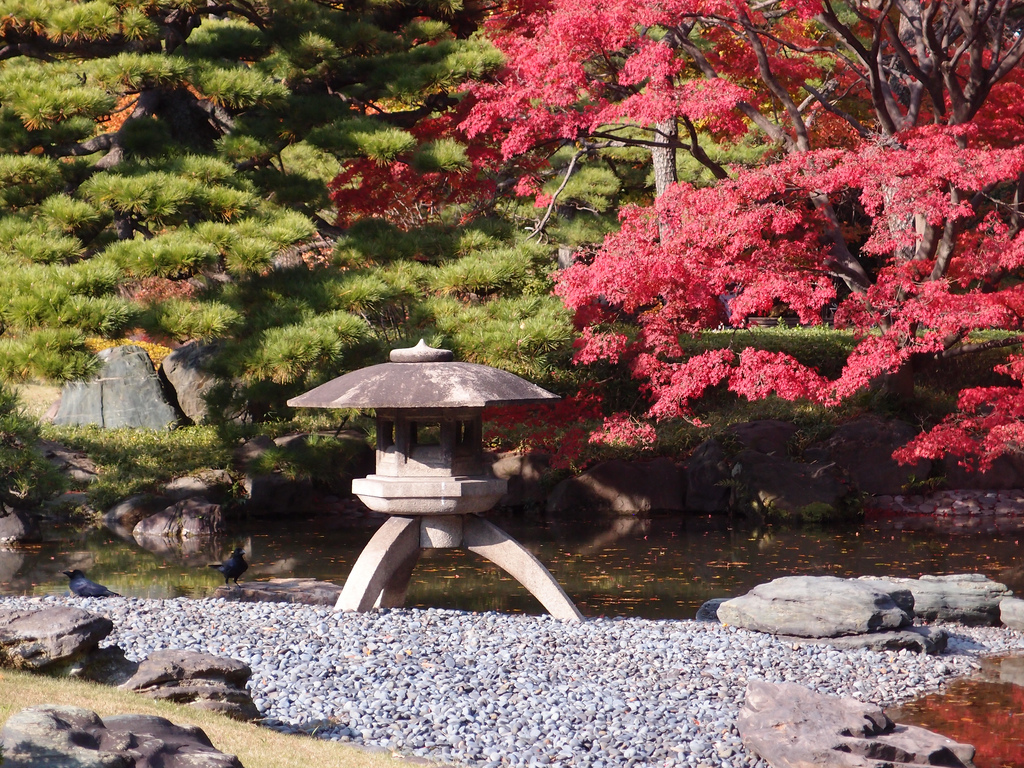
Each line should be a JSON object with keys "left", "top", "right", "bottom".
{"left": 0, "top": 382, "right": 65, "bottom": 507}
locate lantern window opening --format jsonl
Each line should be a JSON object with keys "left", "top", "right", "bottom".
{"left": 455, "top": 419, "right": 477, "bottom": 457}
{"left": 412, "top": 421, "right": 442, "bottom": 447}
{"left": 378, "top": 418, "right": 396, "bottom": 451}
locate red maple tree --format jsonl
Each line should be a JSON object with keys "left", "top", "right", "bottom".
{"left": 466, "top": 0, "right": 1024, "bottom": 467}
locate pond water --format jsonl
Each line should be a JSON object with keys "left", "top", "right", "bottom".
{"left": 888, "top": 656, "right": 1024, "bottom": 768}
{"left": 8, "top": 510, "right": 1024, "bottom": 614}
{"left": 5, "top": 508, "right": 1024, "bottom": 766}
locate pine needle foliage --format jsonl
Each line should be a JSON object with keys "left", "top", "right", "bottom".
{"left": 0, "top": 328, "right": 98, "bottom": 383}
{"left": 429, "top": 242, "right": 554, "bottom": 298}
{"left": 0, "top": 155, "right": 62, "bottom": 208}
{"left": 142, "top": 299, "right": 241, "bottom": 341}
{"left": 422, "top": 295, "right": 575, "bottom": 383}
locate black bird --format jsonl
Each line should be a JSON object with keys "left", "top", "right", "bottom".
{"left": 209, "top": 547, "right": 248, "bottom": 585}
{"left": 63, "top": 569, "right": 120, "bottom": 598}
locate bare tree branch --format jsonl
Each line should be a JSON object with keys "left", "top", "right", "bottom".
{"left": 528, "top": 149, "right": 583, "bottom": 240}
{"left": 938, "top": 335, "right": 1024, "bottom": 358}
{"left": 801, "top": 82, "right": 872, "bottom": 137}
{"left": 680, "top": 116, "right": 730, "bottom": 180}
{"left": 667, "top": 29, "right": 796, "bottom": 148}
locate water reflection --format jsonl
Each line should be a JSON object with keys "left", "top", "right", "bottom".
{"left": 888, "top": 656, "right": 1024, "bottom": 768}
{"left": 6, "top": 510, "right": 1024, "bottom": 619}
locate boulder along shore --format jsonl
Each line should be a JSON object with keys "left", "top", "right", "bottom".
{"left": 2, "top": 595, "right": 1023, "bottom": 768}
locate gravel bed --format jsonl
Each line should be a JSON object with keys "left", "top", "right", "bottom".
{"left": 4, "top": 595, "right": 1024, "bottom": 768}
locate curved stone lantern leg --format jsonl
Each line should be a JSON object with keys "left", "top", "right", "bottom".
{"left": 336, "top": 516, "right": 421, "bottom": 612}
{"left": 464, "top": 516, "right": 583, "bottom": 621}
{"left": 377, "top": 547, "right": 422, "bottom": 609}
{"left": 336, "top": 514, "right": 583, "bottom": 621}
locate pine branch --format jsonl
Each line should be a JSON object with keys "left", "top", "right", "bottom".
{"left": 51, "top": 91, "right": 161, "bottom": 168}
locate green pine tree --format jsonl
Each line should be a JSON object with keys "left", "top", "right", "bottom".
{"left": 0, "top": 0, "right": 545, "bottom": 420}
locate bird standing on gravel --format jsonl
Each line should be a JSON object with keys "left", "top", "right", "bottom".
{"left": 209, "top": 547, "right": 248, "bottom": 585}
{"left": 63, "top": 569, "right": 120, "bottom": 598}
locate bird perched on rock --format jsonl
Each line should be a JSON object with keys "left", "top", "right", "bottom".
{"left": 209, "top": 547, "right": 247, "bottom": 585}
{"left": 63, "top": 569, "right": 120, "bottom": 598}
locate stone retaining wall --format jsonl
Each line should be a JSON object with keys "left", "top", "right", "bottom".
{"left": 866, "top": 489, "right": 1024, "bottom": 532}
{"left": 870, "top": 489, "right": 1024, "bottom": 516}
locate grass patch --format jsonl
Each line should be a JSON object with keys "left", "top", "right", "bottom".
{"left": 40, "top": 424, "right": 237, "bottom": 510}
{"left": 10, "top": 380, "right": 61, "bottom": 419}
{"left": 0, "top": 668, "right": 419, "bottom": 768}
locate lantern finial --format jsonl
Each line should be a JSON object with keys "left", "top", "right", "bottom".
{"left": 390, "top": 339, "right": 454, "bottom": 363}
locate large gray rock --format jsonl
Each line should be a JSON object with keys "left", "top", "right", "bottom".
{"left": 784, "top": 626, "right": 948, "bottom": 655}
{"left": 730, "top": 420, "right": 798, "bottom": 455}
{"left": 234, "top": 432, "right": 372, "bottom": 504}
{"left": 231, "top": 435, "right": 274, "bottom": 470}
{"left": 132, "top": 497, "right": 225, "bottom": 539}
{"left": 717, "top": 575, "right": 913, "bottom": 638}
{"left": 730, "top": 450, "right": 853, "bottom": 521}
{"left": 1, "top": 705, "right": 243, "bottom": 768}
{"left": 0, "top": 606, "right": 112, "bottom": 670}
{"left": 491, "top": 452, "right": 551, "bottom": 508}
{"left": 121, "top": 649, "right": 258, "bottom": 721}
{"left": 163, "top": 469, "right": 233, "bottom": 502}
{"left": 160, "top": 340, "right": 222, "bottom": 425}
{"left": 859, "top": 574, "right": 1012, "bottom": 626}
{"left": 70, "top": 644, "right": 140, "bottom": 686}
{"left": 0, "top": 506, "right": 41, "bottom": 545}
{"left": 103, "top": 494, "right": 173, "bottom": 537}
{"left": 696, "top": 597, "right": 730, "bottom": 622}
{"left": 242, "top": 472, "right": 314, "bottom": 516}
{"left": 806, "top": 417, "right": 931, "bottom": 496}
{"left": 546, "top": 457, "right": 686, "bottom": 515}
{"left": 939, "top": 453, "right": 1024, "bottom": 491}
{"left": 278, "top": 430, "right": 373, "bottom": 487}
{"left": 684, "top": 439, "right": 731, "bottom": 513}
{"left": 37, "top": 439, "right": 99, "bottom": 484}
{"left": 737, "top": 680, "right": 975, "bottom": 768}
{"left": 53, "top": 345, "right": 179, "bottom": 429}
{"left": 213, "top": 577, "right": 343, "bottom": 606}
{"left": 233, "top": 434, "right": 321, "bottom": 515}
{"left": 999, "top": 596, "right": 1024, "bottom": 630}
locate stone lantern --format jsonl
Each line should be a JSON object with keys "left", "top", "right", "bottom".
{"left": 287, "top": 340, "right": 583, "bottom": 621}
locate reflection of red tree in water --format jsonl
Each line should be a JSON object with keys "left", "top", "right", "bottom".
{"left": 889, "top": 678, "right": 1024, "bottom": 768}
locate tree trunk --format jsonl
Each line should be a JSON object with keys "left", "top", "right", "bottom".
{"left": 875, "top": 359, "right": 915, "bottom": 399}
{"left": 652, "top": 118, "right": 678, "bottom": 197}
{"left": 652, "top": 118, "right": 678, "bottom": 241}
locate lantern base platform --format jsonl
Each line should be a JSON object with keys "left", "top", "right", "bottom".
{"left": 335, "top": 514, "right": 583, "bottom": 622}
{"left": 353, "top": 475, "right": 506, "bottom": 516}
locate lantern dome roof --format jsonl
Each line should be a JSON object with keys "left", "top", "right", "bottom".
{"left": 286, "top": 340, "right": 560, "bottom": 410}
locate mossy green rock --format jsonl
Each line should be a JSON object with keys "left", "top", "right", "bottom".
{"left": 53, "top": 345, "right": 178, "bottom": 430}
